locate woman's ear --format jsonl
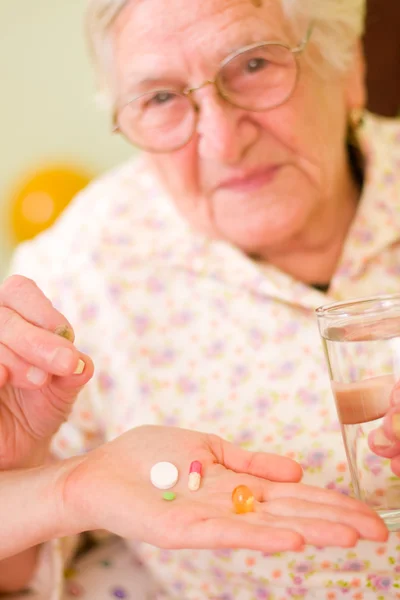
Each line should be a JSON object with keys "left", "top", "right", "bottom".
{"left": 345, "top": 41, "right": 367, "bottom": 111}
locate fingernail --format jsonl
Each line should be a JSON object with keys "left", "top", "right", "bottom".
{"left": 374, "top": 428, "right": 393, "bottom": 448}
{"left": 55, "top": 325, "right": 75, "bottom": 343}
{"left": 74, "top": 359, "right": 85, "bottom": 375}
{"left": 27, "top": 366, "right": 47, "bottom": 385}
{"left": 392, "top": 415, "right": 400, "bottom": 440}
{"left": 51, "top": 348, "right": 75, "bottom": 372}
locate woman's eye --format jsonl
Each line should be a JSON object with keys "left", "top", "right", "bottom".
{"left": 246, "top": 57, "right": 269, "bottom": 73}
{"left": 148, "top": 91, "right": 176, "bottom": 106}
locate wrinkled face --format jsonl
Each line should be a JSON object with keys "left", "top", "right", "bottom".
{"left": 112, "top": 0, "right": 365, "bottom": 255}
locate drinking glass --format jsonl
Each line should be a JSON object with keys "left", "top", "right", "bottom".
{"left": 317, "top": 294, "right": 400, "bottom": 530}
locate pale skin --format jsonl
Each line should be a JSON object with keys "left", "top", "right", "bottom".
{"left": 0, "top": 422, "right": 389, "bottom": 591}
{"left": 113, "top": 0, "right": 365, "bottom": 286}
{"left": 0, "top": 0, "right": 396, "bottom": 594}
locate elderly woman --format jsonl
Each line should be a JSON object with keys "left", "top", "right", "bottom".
{"left": 1, "top": 0, "right": 400, "bottom": 597}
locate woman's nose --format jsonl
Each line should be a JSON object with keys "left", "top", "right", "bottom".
{"left": 195, "top": 90, "right": 259, "bottom": 164}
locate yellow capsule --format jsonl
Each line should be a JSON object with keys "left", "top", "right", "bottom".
{"left": 232, "top": 485, "right": 255, "bottom": 514}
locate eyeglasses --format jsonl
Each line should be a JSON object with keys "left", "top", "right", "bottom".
{"left": 113, "top": 25, "right": 313, "bottom": 153}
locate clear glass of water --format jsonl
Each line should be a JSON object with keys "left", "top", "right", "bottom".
{"left": 316, "top": 294, "right": 400, "bottom": 531}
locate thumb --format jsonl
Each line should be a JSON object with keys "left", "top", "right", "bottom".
{"left": 210, "top": 436, "right": 303, "bottom": 482}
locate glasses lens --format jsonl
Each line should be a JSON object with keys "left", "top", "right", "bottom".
{"left": 117, "top": 90, "right": 195, "bottom": 151}
{"left": 218, "top": 44, "right": 297, "bottom": 111}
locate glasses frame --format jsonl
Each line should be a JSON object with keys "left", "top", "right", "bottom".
{"left": 113, "top": 24, "right": 313, "bottom": 153}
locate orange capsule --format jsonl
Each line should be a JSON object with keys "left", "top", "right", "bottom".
{"left": 232, "top": 485, "right": 255, "bottom": 514}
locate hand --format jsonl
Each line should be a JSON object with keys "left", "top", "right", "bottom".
{"left": 0, "top": 275, "right": 94, "bottom": 469}
{"left": 369, "top": 380, "right": 400, "bottom": 475}
{"left": 61, "top": 426, "right": 388, "bottom": 552}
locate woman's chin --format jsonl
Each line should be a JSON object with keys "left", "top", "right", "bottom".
{"left": 212, "top": 178, "right": 314, "bottom": 254}
{"left": 216, "top": 207, "right": 311, "bottom": 257}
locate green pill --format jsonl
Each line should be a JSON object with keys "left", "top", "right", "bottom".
{"left": 163, "top": 491, "right": 176, "bottom": 501}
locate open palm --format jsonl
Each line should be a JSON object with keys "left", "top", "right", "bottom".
{"left": 64, "top": 425, "right": 388, "bottom": 552}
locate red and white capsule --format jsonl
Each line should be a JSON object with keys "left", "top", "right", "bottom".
{"left": 188, "top": 461, "right": 202, "bottom": 491}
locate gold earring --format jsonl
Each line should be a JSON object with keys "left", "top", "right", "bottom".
{"left": 349, "top": 107, "right": 365, "bottom": 130}
{"left": 348, "top": 107, "right": 364, "bottom": 148}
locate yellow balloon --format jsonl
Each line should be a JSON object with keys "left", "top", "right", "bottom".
{"left": 9, "top": 165, "right": 92, "bottom": 243}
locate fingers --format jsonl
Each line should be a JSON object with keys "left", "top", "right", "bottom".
{"left": 261, "top": 497, "right": 388, "bottom": 542}
{"left": 263, "top": 481, "right": 377, "bottom": 516}
{"left": 210, "top": 436, "right": 303, "bottom": 483}
{"left": 0, "top": 343, "right": 49, "bottom": 389}
{"left": 368, "top": 381, "right": 400, "bottom": 468}
{"left": 183, "top": 518, "right": 304, "bottom": 552}
{"left": 380, "top": 401, "right": 400, "bottom": 475}
{"left": 0, "top": 275, "right": 74, "bottom": 337}
{"left": 368, "top": 427, "right": 400, "bottom": 459}
{"left": 368, "top": 407, "right": 400, "bottom": 459}
{"left": 0, "top": 341, "right": 93, "bottom": 392}
{"left": 0, "top": 275, "right": 92, "bottom": 391}
{"left": 0, "top": 307, "right": 81, "bottom": 377}
{"left": 259, "top": 513, "right": 359, "bottom": 547}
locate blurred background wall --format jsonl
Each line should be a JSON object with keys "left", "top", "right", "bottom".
{"left": 0, "top": 1, "right": 132, "bottom": 277}
{"left": 1, "top": 0, "right": 400, "bottom": 279}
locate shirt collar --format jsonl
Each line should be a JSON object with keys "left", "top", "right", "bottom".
{"left": 331, "top": 112, "right": 400, "bottom": 291}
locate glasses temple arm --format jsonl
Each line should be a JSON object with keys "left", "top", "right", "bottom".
{"left": 292, "top": 22, "right": 314, "bottom": 54}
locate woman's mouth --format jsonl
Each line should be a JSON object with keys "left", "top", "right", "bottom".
{"left": 216, "top": 165, "right": 282, "bottom": 193}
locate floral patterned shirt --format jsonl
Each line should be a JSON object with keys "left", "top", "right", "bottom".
{"left": 9, "top": 112, "right": 400, "bottom": 600}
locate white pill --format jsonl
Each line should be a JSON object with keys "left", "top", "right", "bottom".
{"left": 150, "top": 461, "right": 179, "bottom": 490}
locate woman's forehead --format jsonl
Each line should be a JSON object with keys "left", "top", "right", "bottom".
{"left": 113, "top": 0, "right": 288, "bottom": 85}
{"left": 113, "top": 0, "right": 290, "bottom": 96}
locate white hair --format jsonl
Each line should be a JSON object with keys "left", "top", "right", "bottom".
{"left": 86, "top": 0, "right": 366, "bottom": 109}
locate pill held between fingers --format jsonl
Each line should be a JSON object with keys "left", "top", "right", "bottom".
{"left": 150, "top": 462, "right": 179, "bottom": 490}
{"left": 55, "top": 325, "right": 75, "bottom": 343}
{"left": 74, "top": 359, "right": 86, "bottom": 375}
